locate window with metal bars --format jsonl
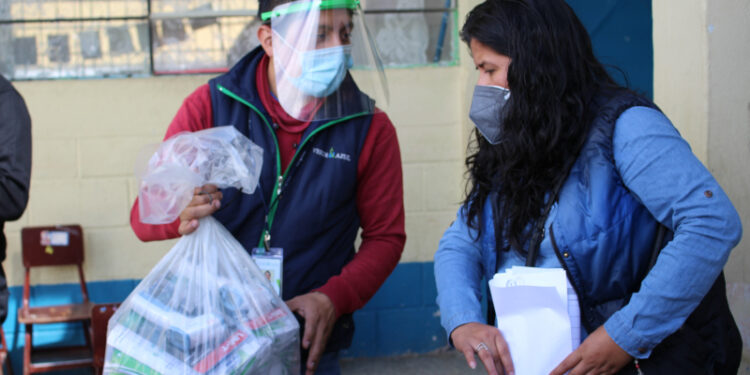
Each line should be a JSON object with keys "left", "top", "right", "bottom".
{"left": 0, "top": 0, "right": 456, "bottom": 80}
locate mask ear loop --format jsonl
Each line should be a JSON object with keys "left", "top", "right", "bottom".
{"left": 270, "top": 29, "right": 310, "bottom": 84}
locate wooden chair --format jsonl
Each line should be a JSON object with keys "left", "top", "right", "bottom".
{"left": 90, "top": 303, "right": 119, "bottom": 375}
{"left": 0, "top": 326, "right": 14, "bottom": 375}
{"left": 17, "top": 225, "right": 94, "bottom": 374}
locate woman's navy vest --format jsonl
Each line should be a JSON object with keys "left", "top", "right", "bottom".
{"left": 554, "top": 93, "right": 741, "bottom": 373}
{"left": 548, "top": 93, "right": 661, "bottom": 331}
{"left": 207, "top": 48, "right": 372, "bottom": 325}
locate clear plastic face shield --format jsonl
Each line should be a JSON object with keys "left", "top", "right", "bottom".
{"left": 262, "top": 0, "right": 389, "bottom": 122}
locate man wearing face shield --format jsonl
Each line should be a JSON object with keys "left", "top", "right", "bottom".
{"left": 129, "top": 1, "right": 405, "bottom": 374}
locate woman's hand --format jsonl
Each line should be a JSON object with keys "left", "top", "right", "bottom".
{"left": 451, "top": 322, "right": 515, "bottom": 375}
{"left": 550, "top": 325, "right": 632, "bottom": 375}
{"left": 178, "top": 184, "right": 223, "bottom": 235}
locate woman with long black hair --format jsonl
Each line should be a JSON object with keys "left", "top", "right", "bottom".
{"left": 434, "top": 1, "right": 742, "bottom": 374}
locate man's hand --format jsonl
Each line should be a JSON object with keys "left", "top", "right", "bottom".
{"left": 451, "top": 322, "right": 515, "bottom": 375}
{"left": 550, "top": 325, "right": 632, "bottom": 375}
{"left": 178, "top": 185, "right": 222, "bottom": 235}
{"left": 286, "top": 292, "right": 337, "bottom": 375}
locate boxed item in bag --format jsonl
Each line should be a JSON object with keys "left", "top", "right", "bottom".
{"left": 104, "top": 127, "right": 300, "bottom": 374}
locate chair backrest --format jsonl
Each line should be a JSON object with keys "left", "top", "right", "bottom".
{"left": 20, "top": 224, "right": 89, "bottom": 309}
{"left": 21, "top": 225, "right": 85, "bottom": 268}
{"left": 91, "top": 303, "right": 120, "bottom": 373}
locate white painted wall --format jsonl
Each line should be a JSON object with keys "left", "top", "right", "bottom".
{"left": 654, "top": 0, "right": 750, "bottom": 368}
{"left": 653, "top": 0, "right": 709, "bottom": 161}
{"left": 707, "top": 1, "right": 750, "bottom": 370}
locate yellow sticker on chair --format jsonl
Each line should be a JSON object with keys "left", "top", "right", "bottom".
{"left": 45, "top": 245, "right": 54, "bottom": 255}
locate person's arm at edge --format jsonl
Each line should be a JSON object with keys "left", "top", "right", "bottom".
{"left": 0, "top": 81, "right": 32, "bottom": 221}
{"left": 313, "top": 111, "right": 406, "bottom": 317}
{"left": 130, "top": 84, "right": 214, "bottom": 241}
{"left": 603, "top": 106, "right": 742, "bottom": 358}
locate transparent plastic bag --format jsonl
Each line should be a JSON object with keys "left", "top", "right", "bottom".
{"left": 137, "top": 126, "right": 264, "bottom": 224}
{"left": 105, "top": 127, "right": 300, "bottom": 374}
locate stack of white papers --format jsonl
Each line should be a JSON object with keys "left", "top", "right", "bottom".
{"left": 489, "top": 266, "right": 581, "bottom": 375}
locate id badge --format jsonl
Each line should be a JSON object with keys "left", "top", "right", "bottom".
{"left": 252, "top": 247, "right": 283, "bottom": 296}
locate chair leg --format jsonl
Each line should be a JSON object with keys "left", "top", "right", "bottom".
{"left": 23, "top": 324, "right": 31, "bottom": 375}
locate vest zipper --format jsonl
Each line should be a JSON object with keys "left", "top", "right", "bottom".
{"left": 549, "top": 224, "right": 592, "bottom": 333}
{"left": 217, "top": 84, "right": 368, "bottom": 249}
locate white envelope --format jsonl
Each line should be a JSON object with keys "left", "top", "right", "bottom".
{"left": 489, "top": 267, "right": 580, "bottom": 375}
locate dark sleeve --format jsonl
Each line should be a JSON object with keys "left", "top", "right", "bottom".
{"left": 0, "top": 79, "right": 32, "bottom": 221}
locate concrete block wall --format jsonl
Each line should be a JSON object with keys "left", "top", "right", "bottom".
{"left": 2, "top": 7, "right": 475, "bottom": 369}
{"left": 3, "top": 64, "right": 469, "bottom": 369}
{"left": 5, "top": 1, "right": 748, "bottom": 373}
{"left": 5, "top": 77, "right": 207, "bottom": 286}
{"left": 386, "top": 67, "right": 466, "bottom": 263}
{"left": 6, "top": 67, "right": 466, "bottom": 285}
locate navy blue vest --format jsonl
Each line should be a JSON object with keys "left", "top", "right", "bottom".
{"left": 552, "top": 93, "right": 740, "bottom": 373}
{"left": 208, "top": 48, "right": 373, "bottom": 309}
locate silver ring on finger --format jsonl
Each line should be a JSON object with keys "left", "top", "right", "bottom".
{"left": 474, "top": 342, "right": 490, "bottom": 353}
{"left": 200, "top": 190, "right": 214, "bottom": 204}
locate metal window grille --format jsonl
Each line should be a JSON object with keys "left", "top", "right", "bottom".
{"left": 0, "top": 0, "right": 456, "bottom": 80}
{"left": 0, "top": 0, "right": 151, "bottom": 79}
{"left": 362, "top": 0, "right": 457, "bottom": 67}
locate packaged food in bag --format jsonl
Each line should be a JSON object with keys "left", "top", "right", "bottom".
{"left": 104, "top": 127, "right": 300, "bottom": 374}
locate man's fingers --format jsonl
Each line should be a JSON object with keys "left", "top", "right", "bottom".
{"left": 193, "top": 193, "right": 214, "bottom": 206}
{"left": 286, "top": 298, "right": 301, "bottom": 313}
{"left": 195, "top": 184, "right": 219, "bottom": 194}
{"left": 550, "top": 350, "right": 580, "bottom": 375}
{"left": 193, "top": 191, "right": 222, "bottom": 206}
{"left": 184, "top": 200, "right": 220, "bottom": 219}
{"left": 306, "top": 320, "right": 328, "bottom": 374}
{"left": 301, "top": 310, "right": 318, "bottom": 350}
{"left": 192, "top": 185, "right": 221, "bottom": 206}
{"left": 178, "top": 219, "right": 199, "bottom": 235}
{"left": 179, "top": 197, "right": 221, "bottom": 233}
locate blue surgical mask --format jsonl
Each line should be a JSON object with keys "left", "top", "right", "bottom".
{"left": 290, "top": 45, "right": 354, "bottom": 98}
{"left": 469, "top": 85, "right": 511, "bottom": 145}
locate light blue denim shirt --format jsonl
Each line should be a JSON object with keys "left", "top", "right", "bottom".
{"left": 434, "top": 106, "right": 742, "bottom": 358}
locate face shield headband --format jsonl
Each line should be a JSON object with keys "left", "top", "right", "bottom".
{"left": 261, "top": 0, "right": 360, "bottom": 22}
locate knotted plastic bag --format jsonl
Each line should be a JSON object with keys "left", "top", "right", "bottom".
{"left": 136, "top": 126, "right": 264, "bottom": 224}
{"left": 105, "top": 127, "right": 300, "bottom": 375}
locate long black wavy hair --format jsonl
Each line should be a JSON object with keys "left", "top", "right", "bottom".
{"left": 462, "top": 0, "right": 620, "bottom": 255}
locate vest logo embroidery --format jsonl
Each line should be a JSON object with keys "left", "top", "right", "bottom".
{"left": 313, "top": 147, "right": 351, "bottom": 162}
